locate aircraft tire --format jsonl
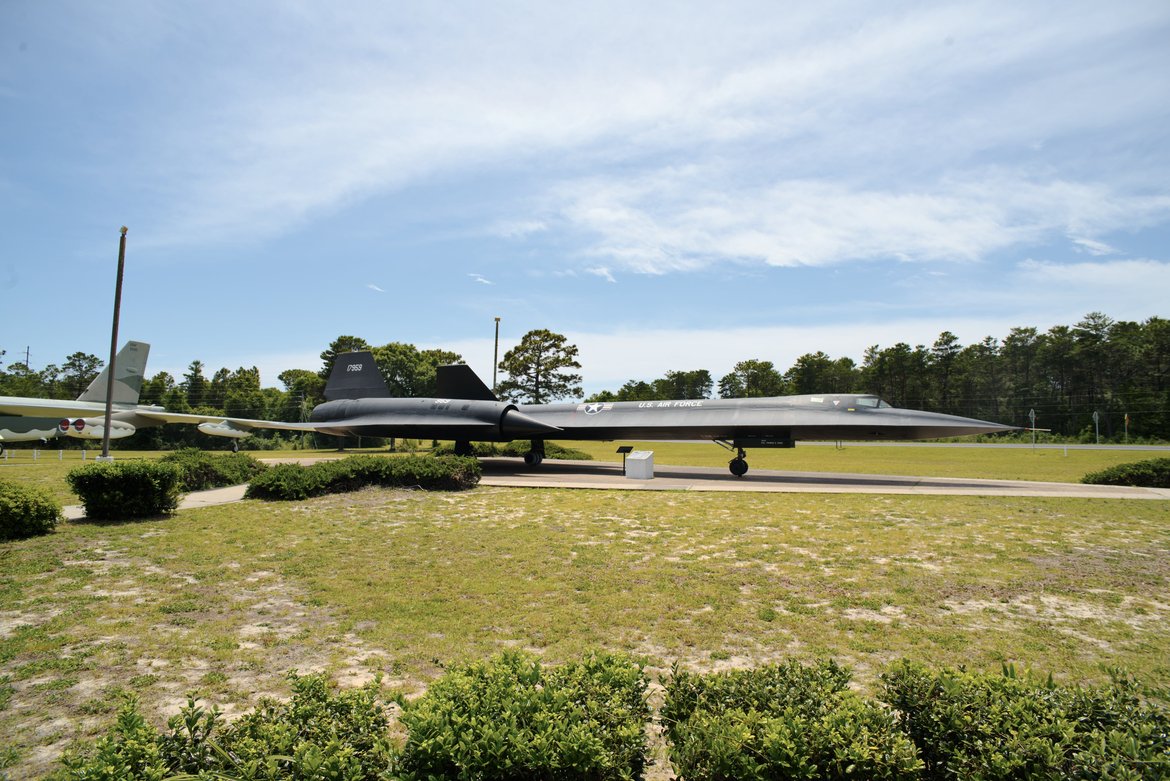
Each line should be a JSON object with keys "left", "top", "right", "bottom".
{"left": 729, "top": 457, "right": 748, "bottom": 477}
{"left": 524, "top": 450, "right": 544, "bottom": 467}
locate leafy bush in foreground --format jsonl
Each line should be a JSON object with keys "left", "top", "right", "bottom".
{"left": 1082, "top": 457, "right": 1170, "bottom": 488}
{"left": 51, "top": 673, "right": 394, "bottom": 781}
{"left": 0, "top": 480, "right": 61, "bottom": 540}
{"left": 245, "top": 454, "right": 480, "bottom": 500}
{"left": 47, "top": 655, "right": 1170, "bottom": 781}
{"left": 663, "top": 660, "right": 922, "bottom": 780}
{"left": 159, "top": 447, "right": 268, "bottom": 491}
{"left": 881, "top": 660, "right": 1170, "bottom": 780}
{"left": 398, "top": 650, "right": 650, "bottom": 781}
{"left": 66, "top": 460, "right": 183, "bottom": 520}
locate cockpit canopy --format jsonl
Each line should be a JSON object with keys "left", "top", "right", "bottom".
{"left": 853, "top": 396, "right": 893, "bottom": 408}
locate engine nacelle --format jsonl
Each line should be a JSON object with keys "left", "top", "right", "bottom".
{"left": 58, "top": 417, "right": 137, "bottom": 440}
{"left": 197, "top": 421, "right": 252, "bottom": 439}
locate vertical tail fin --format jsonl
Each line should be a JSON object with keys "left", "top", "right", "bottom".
{"left": 77, "top": 341, "right": 150, "bottom": 404}
{"left": 324, "top": 351, "right": 390, "bottom": 401}
{"left": 435, "top": 364, "right": 497, "bottom": 401}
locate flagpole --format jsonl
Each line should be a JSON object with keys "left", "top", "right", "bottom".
{"left": 99, "top": 227, "right": 128, "bottom": 462}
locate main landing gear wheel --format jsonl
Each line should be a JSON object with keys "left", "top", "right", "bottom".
{"left": 523, "top": 450, "right": 544, "bottom": 467}
{"left": 727, "top": 445, "right": 749, "bottom": 477}
{"left": 453, "top": 440, "right": 474, "bottom": 457}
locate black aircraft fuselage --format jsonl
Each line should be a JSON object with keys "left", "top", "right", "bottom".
{"left": 309, "top": 353, "right": 1015, "bottom": 476}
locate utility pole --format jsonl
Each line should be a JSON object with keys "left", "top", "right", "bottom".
{"left": 492, "top": 316, "right": 501, "bottom": 394}
{"left": 99, "top": 227, "right": 128, "bottom": 462}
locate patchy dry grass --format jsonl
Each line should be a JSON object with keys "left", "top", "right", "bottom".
{"left": 1, "top": 482, "right": 1168, "bottom": 778}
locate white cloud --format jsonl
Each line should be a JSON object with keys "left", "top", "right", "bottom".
{"left": 366, "top": 283, "right": 385, "bottom": 292}
{"left": 118, "top": 1, "right": 1169, "bottom": 255}
{"left": 1071, "top": 237, "right": 1119, "bottom": 256}
{"left": 469, "top": 273, "right": 494, "bottom": 285}
{"left": 436, "top": 317, "right": 1051, "bottom": 399}
{"left": 544, "top": 171, "right": 1170, "bottom": 273}
{"left": 1014, "top": 258, "right": 1170, "bottom": 300}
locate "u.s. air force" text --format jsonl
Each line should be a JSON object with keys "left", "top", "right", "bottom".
{"left": 638, "top": 400, "right": 704, "bottom": 408}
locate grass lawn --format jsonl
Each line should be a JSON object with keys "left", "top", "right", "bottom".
{"left": 1, "top": 445, "right": 1168, "bottom": 778}
{"left": 0, "top": 441, "right": 1165, "bottom": 776}
{"left": 562, "top": 439, "right": 1169, "bottom": 483}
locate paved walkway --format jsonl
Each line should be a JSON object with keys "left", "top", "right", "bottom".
{"left": 477, "top": 458, "right": 1170, "bottom": 499}
{"left": 59, "top": 458, "right": 1169, "bottom": 519}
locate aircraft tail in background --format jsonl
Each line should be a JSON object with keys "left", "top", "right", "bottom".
{"left": 77, "top": 341, "right": 150, "bottom": 405}
{"left": 323, "top": 351, "right": 390, "bottom": 401}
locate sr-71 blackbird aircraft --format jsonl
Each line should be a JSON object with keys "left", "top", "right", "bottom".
{"left": 283, "top": 351, "right": 1014, "bottom": 476}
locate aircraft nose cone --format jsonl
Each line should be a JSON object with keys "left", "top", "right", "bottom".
{"left": 501, "top": 409, "right": 561, "bottom": 436}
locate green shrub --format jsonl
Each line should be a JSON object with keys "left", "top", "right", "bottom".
{"left": 0, "top": 480, "right": 61, "bottom": 540}
{"left": 398, "top": 650, "right": 650, "bottom": 781}
{"left": 431, "top": 440, "right": 595, "bottom": 460}
{"left": 500, "top": 440, "right": 594, "bottom": 460}
{"left": 245, "top": 454, "right": 480, "bottom": 500}
{"left": 159, "top": 448, "right": 267, "bottom": 491}
{"left": 66, "top": 460, "right": 183, "bottom": 520}
{"left": 663, "top": 660, "right": 922, "bottom": 781}
{"left": 1082, "top": 457, "right": 1170, "bottom": 488}
{"left": 881, "top": 660, "right": 1170, "bottom": 780}
{"left": 51, "top": 673, "right": 394, "bottom": 781}
{"left": 432, "top": 441, "right": 503, "bottom": 457}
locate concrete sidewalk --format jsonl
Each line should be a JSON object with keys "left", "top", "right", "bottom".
{"left": 478, "top": 458, "right": 1170, "bottom": 499}
{"left": 62, "top": 484, "right": 249, "bottom": 520}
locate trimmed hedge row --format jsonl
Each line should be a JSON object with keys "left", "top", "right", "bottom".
{"left": 0, "top": 480, "right": 61, "bottom": 540}
{"left": 1082, "top": 457, "right": 1170, "bottom": 488}
{"left": 244, "top": 454, "right": 481, "bottom": 500}
{"left": 49, "top": 657, "right": 1170, "bottom": 781}
{"left": 66, "top": 460, "right": 183, "bottom": 520}
{"left": 159, "top": 447, "right": 268, "bottom": 491}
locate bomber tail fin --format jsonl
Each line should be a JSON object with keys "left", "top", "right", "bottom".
{"left": 77, "top": 341, "right": 150, "bottom": 404}
{"left": 435, "top": 364, "right": 497, "bottom": 401}
{"left": 324, "top": 351, "right": 390, "bottom": 401}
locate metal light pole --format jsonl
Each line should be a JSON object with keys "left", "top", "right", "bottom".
{"left": 492, "top": 317, "right": 501, "bottom": 394}
{"left": 99, "top": 227, "right": 128, "bottom": 461}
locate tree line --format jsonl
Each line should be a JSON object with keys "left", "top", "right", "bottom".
{"left": 2, "top": 313, "right": 1167, "bottom": 446}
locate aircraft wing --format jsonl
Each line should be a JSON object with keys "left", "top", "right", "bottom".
{"left": 130, "top": 410, "right": 321, "bottom": 433}
{"left": 0, "top": 398, "right": 114, "bottom": 417}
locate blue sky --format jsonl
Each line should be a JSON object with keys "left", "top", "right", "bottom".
{"left": 3, "top": 1, "right": 1168, "bottom": 397}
